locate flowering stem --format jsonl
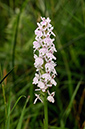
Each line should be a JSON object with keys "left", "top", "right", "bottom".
{"left": 44, "top": 93, "right": 48, "bottom": 129}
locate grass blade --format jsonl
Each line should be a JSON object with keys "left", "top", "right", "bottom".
{"left": 50, "top": 126, "right": 69, "bottom": 129}
{"left": 10, "top": 95, "right": 26, "bottom": 115}
{"left": 61, "top": 78, "right": 82, "bottom": 126}
{"left": 5, "top": 94, "right": 11, "bottom": 129}
{"left": 16, "top": 96, "right": 30, "bottom": 129}
{"left": 0, "top": 68, "right": 14, "bottom": 84}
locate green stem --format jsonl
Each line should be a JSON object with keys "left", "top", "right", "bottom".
{"left": 12, "top": 13, "right": 20, "bottom": 83}
{"left": 12, "top": 0, "right": 29, "bottom": 82}
{"left": 0, "top": 65, "right": 7, "bottom": 119}
{"left": 2, "top": 84, "right": 7, "bottom": 119}
{"left": 44, "top": 93, "right": 48, "bottom": 129}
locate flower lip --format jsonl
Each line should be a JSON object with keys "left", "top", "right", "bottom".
{"left": 34, "top": 57, "right": 44, "bottom": 68}
{"left": 33, "top": 41, "right": 40, "bottom": 48}
{"left": 47, "top": 96, "right": 55, "bottom": 103}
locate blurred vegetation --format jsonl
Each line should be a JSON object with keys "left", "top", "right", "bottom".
{"left": 0, "top": 0, "right": 85, "bottom": 129}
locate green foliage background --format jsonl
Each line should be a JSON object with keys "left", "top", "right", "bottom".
{"left": 0, "top": 0, "right": 85, "bottom": 129}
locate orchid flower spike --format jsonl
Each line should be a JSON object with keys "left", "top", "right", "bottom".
{"left": 33, "top": 17, "right": 57, "bottom": 104}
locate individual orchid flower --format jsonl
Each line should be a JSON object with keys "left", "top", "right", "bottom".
{"left": 33, "top": 94, "right": 43, "bottom": 104}
{"left": 47, "top": 90, "right": 55, "bottom": 103}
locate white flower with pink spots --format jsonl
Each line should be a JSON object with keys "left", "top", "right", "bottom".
{"left": 33, "top": 17, "right": 57, "bottom": 104}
